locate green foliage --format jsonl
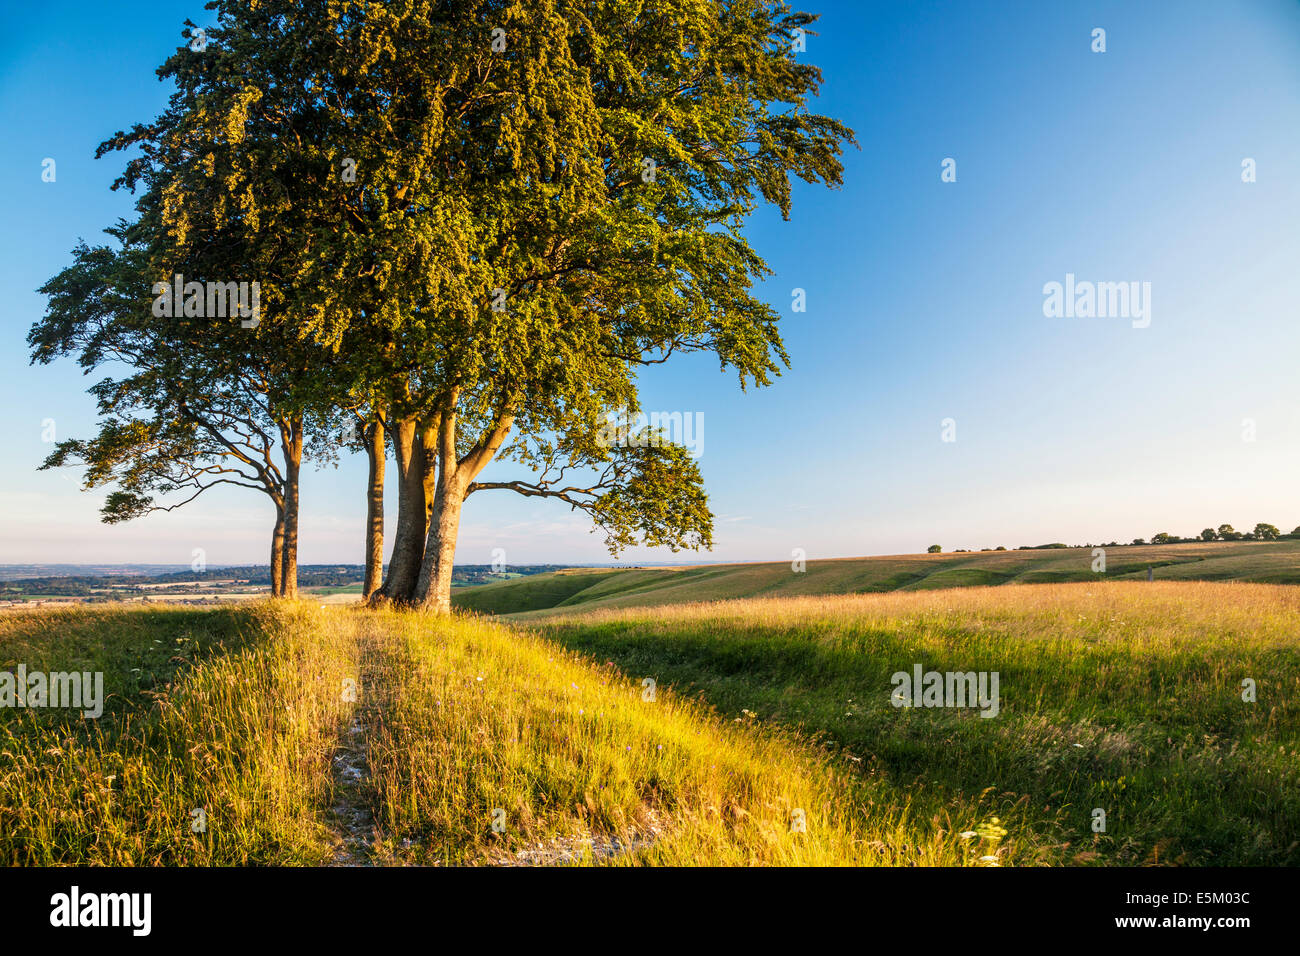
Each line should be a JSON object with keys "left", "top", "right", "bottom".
{"left": 33, "top": 1, "right": 856, "bottom": 602}
{"left": 125, "top": 0, "right": 850, "bottom": 557}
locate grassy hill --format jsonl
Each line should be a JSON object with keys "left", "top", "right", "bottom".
{"left": 0, "top": 602, "right": 979, "bottom": 866}
{"left": 531, "top": 581, "right": 1300, "bottom": 866}
{"left": 4, "top": 582, "right": 1297, "bottom": 865}
{"left": 453, "top": 539, "right": 1300, "bottom": 617}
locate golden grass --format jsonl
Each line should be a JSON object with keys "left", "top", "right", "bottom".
{"left": 7, "top": 581, "right": 1292, "bottom": 865}
{"left": 0, "top": 603, "right": 355, "bottom": 864}
{"left": 533, "top": 581, "right": 1300, "bottom": 865}
{"left": 351, "top": 607, "right": 980, "bottom": 865}
{"left": 1, "top": 602, "right": 992, "bottom": 866}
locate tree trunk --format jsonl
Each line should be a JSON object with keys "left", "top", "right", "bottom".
{"left": 413, "top": 402, "right": 514, "bottom": 613}
{"left": 280, "top": 419, "right": 303, "bottom": 599}
{"left": 363, "top": 416, "right": 385, "bottom": 599}
{"left": 270, "top": 507, "right": 286, "bottom": 597}
{"left": 415, "top": 471, "right": 464, "bottom": 614}
{"left": 376, "top": 416, "right": 429, "bottom": 603}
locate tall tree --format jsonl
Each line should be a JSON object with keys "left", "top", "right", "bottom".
{"left": 36, "top": 0, "right": 854, "bottom": 612}
{"left": 359, "top": 0, "right": 856, "bottom": 610}
{"left": 72, "top": 3, "right": 388, "bottom": 595}
{"left": 30, "top": 227, "right": 318, "bottom": 596}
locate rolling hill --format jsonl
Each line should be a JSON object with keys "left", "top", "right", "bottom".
{"left": 452, "top": 539, "right": 1300, "bottom": 617}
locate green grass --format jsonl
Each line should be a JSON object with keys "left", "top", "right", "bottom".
{"left": 307, "top": 584, "right": 365, "bottom": 596}
{"left": 452, "top": 570, "right": 621, "bottom": 614}
{"left": 0, "top": 604, "right": 355, "bottom": 864}
{"left": 0, "top": 602, "right": 963, "bottom": 866}
{"left": 533, "top": 581, "right": 1300, "bottom": 865}
{"left": 5, "top": 579, "right": 1296, "bottom": 865}
{"left": 452, "top": 540, "right": 1300, "bottom": 618}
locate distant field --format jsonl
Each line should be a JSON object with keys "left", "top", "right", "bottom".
{"left": 452, "top": 540, "right": 1300, "bottom": 617}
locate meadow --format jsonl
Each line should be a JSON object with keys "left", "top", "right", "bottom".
{"left": 0, "top": 603, "right": 946, "bottom": 865}
{"left": 2, "top": 578, "right": 1296, "bottom": 866}
{"left": 535, "top": 582, "right": 1300, "bottom": 866}
{"left": 451, "top": 540, "right": 1300, "bottom": 618}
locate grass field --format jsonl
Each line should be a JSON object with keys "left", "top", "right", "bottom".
{"left": 0, "top": 603, "right": 944, "bottom": 865}
{"left": 534, "top": 581, "right": 1300, "bottom": 866}
{"left": 2, "top": 576, "right": 1296, "bottom": 866}
{"left": 452, "top": 540, "right": 1300, "bottom": 618}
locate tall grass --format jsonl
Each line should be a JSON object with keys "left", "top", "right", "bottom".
{"left": 0, "top": 604, "right": 355, "bottom": 864}
{"left": 359, "top": 608, "right": 977, "bottom": 865}
{"left": 537, "top": 582, "right": 1300, "bottom": 865}
{"left": 1, "top": 602, "right": 983, "bottom": 865}
{"left": 6, "top": 581, "right": 1290, "bottom": 865}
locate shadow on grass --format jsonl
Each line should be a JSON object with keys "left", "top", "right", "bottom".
{"left": 534, "top": 616, "right": 1300, "bottom": 866}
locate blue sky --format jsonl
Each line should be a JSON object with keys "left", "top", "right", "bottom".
{"left": 2, "top": 0, "right": 1299, "bottom": 567}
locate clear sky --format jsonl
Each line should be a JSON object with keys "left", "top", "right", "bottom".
{"left": 2, "top": 0, "right": 1299, "bottom": 568}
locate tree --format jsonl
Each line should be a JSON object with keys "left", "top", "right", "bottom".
{"left": 58, "top": 4, "right": 394, "bottom": 597}
{"left": 927, "top": 545, "right": 942, "bottom": 553}
{"left": 1131, "top": 538, "right": 1146, "bottom": 545}
{"left": 42, "top": 1, "right": 854, "bottom": 613}
{"left": 1200, "top": 528, "right": 1217, "bottom": 541}
{"left": 30, "top": 228, "right": 327, "bottom": 597}
{"left": 1151, "top": 532, "right": 1173, "bottom": 544}
{"left": 330, "top": 0, "right": 856, "bottom": 610}
{"left": 1217, "top": 524, "right": 1241, "bottom": 541}
{"left": 1253, "top": 523, "right": 1280, "bottom": 541}
{"left": 361, "top": 417, "right": 386, "bottom": 599}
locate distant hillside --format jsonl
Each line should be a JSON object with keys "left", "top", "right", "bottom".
{"left": 452, "top": 539, "right": 1300, "bottom": 618}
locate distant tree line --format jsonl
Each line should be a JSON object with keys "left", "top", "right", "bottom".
{"left": 1131, "top": 523, "right": 1285, "bottom": 546}
{"left": 929, "top": 523, "right": 1294, "bottom": 554}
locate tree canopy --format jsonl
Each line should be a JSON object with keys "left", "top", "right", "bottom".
{"left": 33, "top": 0, "right": 856, "bottom": 611}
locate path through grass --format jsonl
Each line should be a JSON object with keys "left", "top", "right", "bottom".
{"left": 1, "top": 603, "right": 978, "bottom": 866}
